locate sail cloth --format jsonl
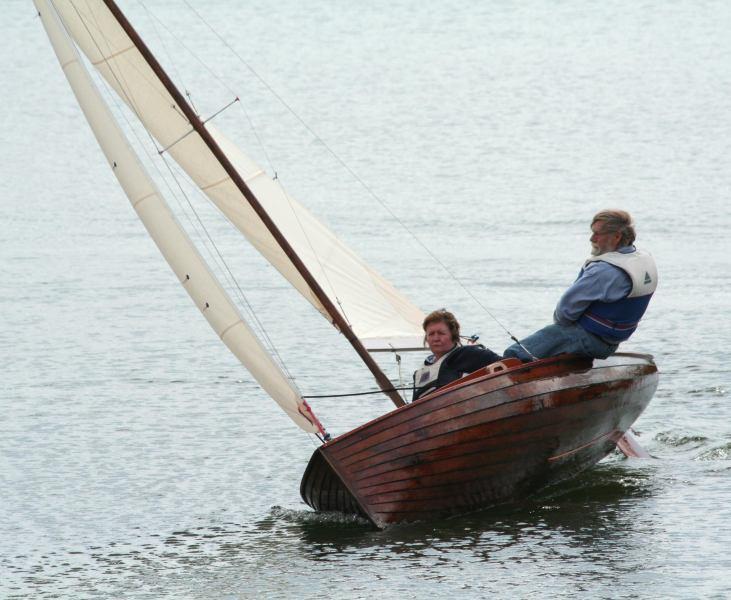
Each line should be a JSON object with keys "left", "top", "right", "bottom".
{"left": 50, "top": 0, "right": 426, "bottom": 352}
{"left": 37, "top": 0, "right": 325, "bottom": 434}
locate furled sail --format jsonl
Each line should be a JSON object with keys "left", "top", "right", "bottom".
{"left": 37, "top": 0, "right": 325, "bottom": 435}
{"left": 50, "top": 0, "right": 425, "bottom": 351}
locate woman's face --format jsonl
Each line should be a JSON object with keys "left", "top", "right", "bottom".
{"left": 425, "top": 320, "right": 454, "bottom": 359}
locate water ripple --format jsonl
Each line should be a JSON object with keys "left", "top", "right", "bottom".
{"left": 696, "top": 442, "right": 731, "bottom": 461}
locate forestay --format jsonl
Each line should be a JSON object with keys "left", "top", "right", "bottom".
{"left": 50, "top": 0, "right": 426, "bottom": 352}
{"left": 37, "top": 0, "right": 325, "bottom": 434}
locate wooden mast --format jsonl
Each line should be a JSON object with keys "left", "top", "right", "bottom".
{"left": 101, "top": 0, "right": 405, "bottom": 408}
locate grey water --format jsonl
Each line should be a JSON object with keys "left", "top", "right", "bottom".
{"left": 2, "top": 0, "right": 730, "bottom": 598}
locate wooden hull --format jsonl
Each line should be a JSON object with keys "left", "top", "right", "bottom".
{"left": 300, "top": 353, "right": 658, "bottom": 528}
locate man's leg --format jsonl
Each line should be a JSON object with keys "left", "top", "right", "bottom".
{"left": 503, "top": 323, "right": 578, "bottom": 360}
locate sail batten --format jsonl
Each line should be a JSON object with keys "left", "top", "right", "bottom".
{"left": 38, "top": 0, "right": 324, "bottom": 435}
{"left": 201, "top": 175, "right": 232, "bottom": 191}
{"left": 53, "top": 0, "right": 425, "bottom": 353}
{"left": 91, "top": 44, "right": 135, "bottom": 64}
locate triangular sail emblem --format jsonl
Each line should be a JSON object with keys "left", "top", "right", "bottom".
{"left": 644, "top": 272, "right": 652, "bottom": 284}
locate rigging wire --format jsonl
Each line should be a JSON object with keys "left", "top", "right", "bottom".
{"left": 70, "top": 0, "right": 531, "bottom": 377}
{"left": 134, "top": 2, "right": 536, "bottom": 387}
{"left": 138, "top": 1, "right": 198, "bottom": 116}
{"left": 177, "top": 1, "right": 526, "bottom": 348}
{"left": 67, "top": 1, "right": 301, "bottom": 382}
{"left": 130, "top": 3, "right": 275, "bottom": 168}
{"left": 140, "top": 2, "right": 355, "bottom": 327}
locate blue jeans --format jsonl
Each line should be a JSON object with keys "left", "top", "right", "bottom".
{"left": 503, "top": 323, "right": 618, "bottom": 361}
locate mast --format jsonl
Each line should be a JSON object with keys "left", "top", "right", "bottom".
{"left": 102, "top": 0, "right": 405, "bottom": 408}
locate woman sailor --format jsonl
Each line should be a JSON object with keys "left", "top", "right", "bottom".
{"left": 413, "top": 309, "right": 501, "bottom": 401}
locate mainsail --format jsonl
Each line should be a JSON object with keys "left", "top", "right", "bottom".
{"left": 48, "top": 0, "right": 425, "bottom": 352}
{"left": 36, "top": 0, "right": 325, "bottom": 435}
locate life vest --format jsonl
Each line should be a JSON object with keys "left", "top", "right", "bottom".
{"left": 578, "top": 249, "right": 658, "bottom": 342}
{"left": 412, "top": 346, "right": 458, "bottom": 400}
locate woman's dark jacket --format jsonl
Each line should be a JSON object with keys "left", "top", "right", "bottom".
{"left": 412, "top": 344, "right": 501, "bottom": 401}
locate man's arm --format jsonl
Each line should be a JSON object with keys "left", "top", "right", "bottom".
{"left": 554, "top": 262, "right": 632, "bottom": 325}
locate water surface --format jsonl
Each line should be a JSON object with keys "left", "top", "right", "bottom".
{"left": 2, "top": 1, "right": 730, "bottom": 598}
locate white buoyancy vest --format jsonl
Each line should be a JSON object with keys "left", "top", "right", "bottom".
{"left": 584, "top": 249, "right": 658, "bottom": 297}
{"left": 413, "top": 346, "right": 458, "bottom": 395}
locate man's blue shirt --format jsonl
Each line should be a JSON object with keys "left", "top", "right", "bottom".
{"left": 553, "top": 245, "right": 634, "bottom": 325}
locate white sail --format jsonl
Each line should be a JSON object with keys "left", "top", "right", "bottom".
{"left": 36, "top": 0, "right": 325, "bottom": 435}
{"left": 50, "top": 0, "right": 425, "bottom": 351}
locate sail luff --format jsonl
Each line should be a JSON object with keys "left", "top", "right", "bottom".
{"left": 100, "top": 0, "right": 406, "bottom": 408}
{"left": 37, "top": 0, "right": 325, "bottom": 435}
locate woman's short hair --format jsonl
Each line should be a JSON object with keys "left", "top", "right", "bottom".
{"left": 592, "top": 209, "right": 636, "bottom": 246}
{"left": 422, "top": 309, "right": 461, "bottom": 345}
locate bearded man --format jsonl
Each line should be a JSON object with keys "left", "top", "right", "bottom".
{"left": 504, "top": 209, "right": 658, "bottom": 361}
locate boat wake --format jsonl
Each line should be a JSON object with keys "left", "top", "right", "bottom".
{"left": 269, "top": 505, "right": 371, "bottom": 528}
{"left": 535, "top": 463, "right": 657, "bottom": 505}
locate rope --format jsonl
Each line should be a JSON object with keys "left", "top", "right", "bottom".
{"left": 303, "top": 387, "right": 413, "bottom": 399}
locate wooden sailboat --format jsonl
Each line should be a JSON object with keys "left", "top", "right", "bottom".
{"left": 37, "top": 0, "right": 658, "bottom": 528}
{"left": 301, "top": 353, "right": 656, "bottom": 527}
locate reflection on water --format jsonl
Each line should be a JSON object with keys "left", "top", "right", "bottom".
{"left": 8, "top": 463, "right": 660, "bottom": 597}
{"left": 4, "top": 451, "right": 729, "bottom": 598}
